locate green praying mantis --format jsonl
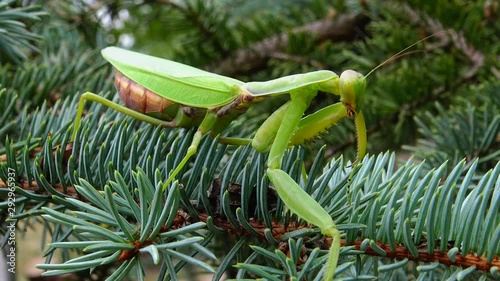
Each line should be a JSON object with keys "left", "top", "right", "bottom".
{"left": 70, "top": 35, "right": 435, "bottom": 280}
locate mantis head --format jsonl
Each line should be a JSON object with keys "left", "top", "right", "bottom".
{"left": 336, "top": 33, "right": 440, "bottom": 166}
{"left": 339, "top": 70, "right": 366, "bottom": 118}
{"left": 339, "top": 70, "right": 367, "bottom": 166}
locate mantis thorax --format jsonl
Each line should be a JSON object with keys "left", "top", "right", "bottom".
{"left": 316, "top": 75, "right": 340, "bottom": 96}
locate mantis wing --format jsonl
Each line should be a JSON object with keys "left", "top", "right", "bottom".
{"left": 102, "top": 47, "right": 244, "bottom": 107}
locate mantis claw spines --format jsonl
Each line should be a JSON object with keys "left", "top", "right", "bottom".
{"left": 352, "top": 112, "right": 367, "bottom": 166}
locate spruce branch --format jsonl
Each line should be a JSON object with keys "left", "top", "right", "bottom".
{"left": 2, "top": 145, "right": 499, "bottom": 278}
{"left": 405, "top": 98, "right": 499, "bottom": 173}
{"left": 0, "top": 0, "right": 47, "bottom": 64}
{"left": 5, "top": 182, "right": 499, "bottom": 275}
{"left": 34, "top": 169, "right": 215, "bottom": 278}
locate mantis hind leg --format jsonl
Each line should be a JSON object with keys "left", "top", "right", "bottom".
{"left": 71, "top": 92, "right": 177, "bottom": 141}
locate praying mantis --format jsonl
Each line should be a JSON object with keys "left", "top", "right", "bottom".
{"left": 70, "top": 35, "right": 434, "bottom": 280}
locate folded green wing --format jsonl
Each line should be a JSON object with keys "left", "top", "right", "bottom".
{"left": 102, "top": 47, "right": 244, "bottom": 108}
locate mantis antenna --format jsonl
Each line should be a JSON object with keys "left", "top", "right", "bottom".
{"left": 365, "top": 31, "right": 445, "bottom": 78}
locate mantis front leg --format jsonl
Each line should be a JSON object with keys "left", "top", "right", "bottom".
{"left": 255, "top": 90, "right": 342, "bottom": 280}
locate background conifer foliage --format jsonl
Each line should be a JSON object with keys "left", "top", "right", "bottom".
{"left": 0, "top": 0, "right": 499, "bottom": 280}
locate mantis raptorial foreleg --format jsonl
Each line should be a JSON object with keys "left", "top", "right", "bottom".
{"left": 252, "top": 101, "right": 292, "bottom": 152}
{"left": 290, "top": 103, "right": 346, "bottom": 145}
{"left": 253, "top": 102, "right": 348, "bottom": 152}
{"left": 251, "top": 89, "right": 343, "bottom": 280}
{"left": 267, "top": 169, "right": 341, "bottom": 280}
{"left": 267, "top": 91, "right": 315, "bottom": 169}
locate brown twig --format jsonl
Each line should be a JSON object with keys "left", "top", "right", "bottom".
{"left": 204, "top": 13, "right": 369, "bottom": 76}
{"left": 186, "top": 210, "right": 500, "bottom": 272}
{"left": 339, "top": 239, "right": 499, "bottom": 272}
